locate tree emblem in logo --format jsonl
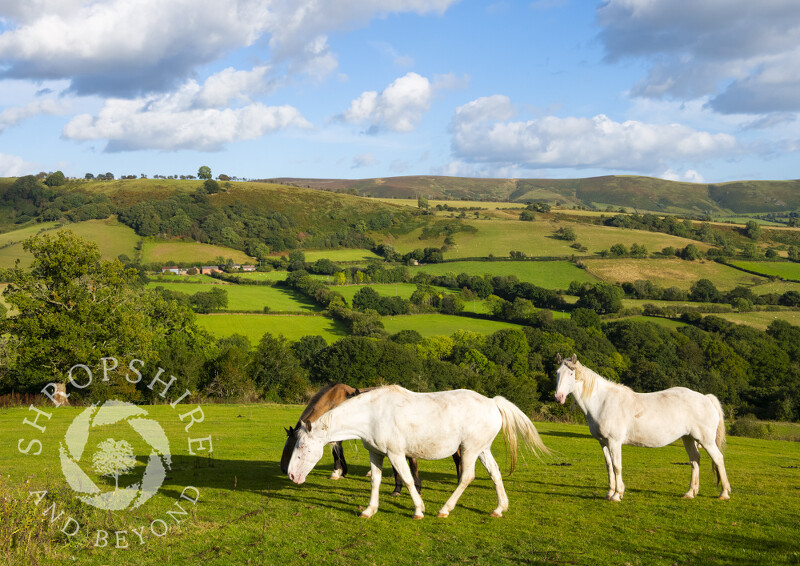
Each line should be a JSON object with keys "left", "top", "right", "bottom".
{"left": 59, "top": 400, "right": 171, "bottom": 510}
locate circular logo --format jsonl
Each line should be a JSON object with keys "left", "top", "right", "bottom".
{"left": 58, "top": 400, "right": 172, "bottom": 511}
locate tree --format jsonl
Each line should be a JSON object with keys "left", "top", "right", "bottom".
{"left": 44, "top": 171, "right": 66, "bottom": 187}
{"left": 745, "top": 220, "right": 761, "bottom": 240}
{"left": 198, "top": 166, "right": 212, "bottom": 180}
{"left": 520, "top": 210, "right": 534, "bottom": 221}
{"left": 417, "top": 195, "right": 429, "bottom": 209}
{"left": 92, "top": 439, "right": 136, "bottom": 491}
{"left": 610, "top": 243, "right": 628, "bottom": 257}
{"left": 575, "top": 282, "right": 624, "bottom": 314}
{"left": 352, "top": 286, "right": 383, "bottom": 312}
{"left": 204, "top": 179, "right": 220, "bottom": 194}
{"left": 555, "top": 226, "right": 577, "bottom": 241}
{"left": 689, "top": 278, "right": 721, "bottom": 303}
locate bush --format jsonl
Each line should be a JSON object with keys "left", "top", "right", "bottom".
{"left": 729, "top": 414, "right": 774, "bottom": 439}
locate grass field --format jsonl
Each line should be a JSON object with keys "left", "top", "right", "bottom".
{"left": 0, "top": 219, "right": 140, "bottom": 268}
{"left": 141, "top": 240, "right": 253, "bottom": 265}
{"left": 1, "top": 404, "right": 798, "bottom": 565}
{"left": 149, "top": 274, "right": 221, "bottom": 284}
{"left": 381, "top": 314, "right": 521, "bottom": 337}
{"left": 583, "top": 258, "right": 766, "bottom": 290}
{"left": 146, "top": 282, "right": 319, "bottom": 312}
{"left": 412, "top": 260, "right": 599, "bottom": 289}
{"left": 711, "top": 310, "right": 800, "bottom": 331}
{"left": 728, "top": 260, "right": 800, "bottom": 280}
{"left": 384, "top": 218, "right": 711, "bottom": 260}
{"left": 302, "top": 249, "right": 382, "bottom": 262}
{"left": 196, "top": 314, "right": 346, "bottom": 343}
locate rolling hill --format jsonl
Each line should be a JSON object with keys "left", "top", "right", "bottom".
{"left": 269, "top": 175, "right": 800, "bottom": 215}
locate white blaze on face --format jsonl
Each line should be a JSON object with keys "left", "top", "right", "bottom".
{"left": 287, "top": 427, "right": 325, "bottom": 484}
{"left": 555, "top": 364, "right": 575, "bottom": 405}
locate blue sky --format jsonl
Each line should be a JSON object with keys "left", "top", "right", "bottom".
{"left": 0, "top": 0, "right": 798, "bottom": 183}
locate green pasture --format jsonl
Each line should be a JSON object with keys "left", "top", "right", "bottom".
{"left": 413, "top": 260, "right": 599, "bottom": 289}
{"left": 1, "top": 404, "right": 798, "bottom": 565}
{"left": 236, "top": 271, "right": 332, "bottom": 283}
{"left": 141, "top": 240, "right": 252, "bottom": 265}
{"left": 750, "top": 280, "right": 800, "bottom": 296}
{"left": 302, "top": 249, "right": 382, "bottom": 262}
{"left": 146, "top": 282, "right": 319, "bottom": 313}
{"left": 196, "top": 314, "right": 346, "bottom": 343}
{"left": 149, "top": 274, "right": 220, "bottom": 284}
{"left": 332, "top": 284, "right": 491, "bottom": 314}
{"left": 381, "top": 314, "right": 521, "bottom": 337}
{"left": 711, "top": 310, "right": 800, "bottom": 331}
{"left": 583, "top": 258, "right": 766, "bottom": 291}
{"left": 0, "top": 219, "right": 139, "bottom": 268}
{"left": 610, "top": 315, "right": 688, "bottom": 330}
{"left": 384, "top": 219, "right": 711, "bottom": 260}
{"left": 728, "top": 260, "right": 800, "bottom": 280}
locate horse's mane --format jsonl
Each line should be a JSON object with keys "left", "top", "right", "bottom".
{"left": 311, "top": 384, "right": 402, "bottom": 433}
{"left": 568, "top": 360, "right": 629, "bottom": 399}
{"left": 299, "top": 383, "right": 357, "bottom": 424}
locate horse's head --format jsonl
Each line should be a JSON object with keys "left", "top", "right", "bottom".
{"left": 555, "top": 353, "right": 578, "bottom": 404}
{"left": 280, "top": 424, "right": 299, "bottom": 474}
{"left": 287, "top": 420, "right": 327, "bottom": 485}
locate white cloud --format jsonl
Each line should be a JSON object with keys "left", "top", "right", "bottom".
{"left": 343, "top": 72, "right": 434, "bottom": 132}
{"left": 451, "top": 97, "right": 737, "bottom": 172}
{"left": 0, "top": 98, "right": 67, "bottom": 132}
{"left": 660, "top": 169, "right": 706, "bottom": 184}
{"left": 0, "top": 153, "right": 35, "bottom": 176}
{"left": 597, "top": 0, "right": 800, "bottom": 114}
{"left": 351, "top": 153, "right": 378, "bottom": 168}
{"left": 0, "top": 0, "right": 458, "bottom": 96}
{"left": 62, "top": 68, "right": 311, "bottom": 151}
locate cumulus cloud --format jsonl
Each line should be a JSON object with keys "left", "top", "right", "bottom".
{"left": 62, "top": 68, "right": 310, "bottom": 151}
{"left": 450, "top": 96, "right": 737, "bottom": 172}
{"left": 0, "top": 0, "right": 457, "bottom": 97}
{"left": 597, "top": 0, "right": 800, "bottom": 114}
{"left": 342, "top": 72, "right": 434, "bottom": 133}
{"left": 0, "top": 153, "right": 35, "bottom": 176}
{"left": 0, "top": 99, "right": 67, "bottom": 132}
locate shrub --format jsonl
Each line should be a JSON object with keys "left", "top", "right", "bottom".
{"left": 729, "top": 414, "right": 774, "bottom": 439}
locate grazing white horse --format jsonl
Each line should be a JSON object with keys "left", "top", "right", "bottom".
{"left": 554, "top": 354, "right": 731, "bottom": 501}
{"left": 287, "top": 385, "right": 550, "bottom": 519}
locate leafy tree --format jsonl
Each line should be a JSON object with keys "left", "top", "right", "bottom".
{"left": 417, "top": 195, "right": 429, "bottom": 209}
{"left": 575, "top": 282, "right": 624, "bottom": 314}
{"left": 690, "top": 279, "right": 721, "bottom": 302}
{"left": 610, "top": 243, "right": 628, "bottom": 257}
{"left": 250, "top": 333, "right": 308, "bottom": 402}
{"left": 440, "top": 294, "right": 464, "bottom": 314}
{"left": 555, "top": 226, "right": 577, "bottom": 241}
{"left": 352, "top": 286, "right": 383, "bottom": 312}
{"left": 44, "top": 171, "right": 66, "bottom": 187}
{"left": 198, "top": 166, "right": 212, "bottom": 180}
{"left": 291, "top": 335, "right": 328, "bottom": 369}
{"left": 520, "top": 210, "right": 534, "bottom": 221}
{"left": 745, "top": 220, "right": 761, "bottom": 240}
{"left": 204, "top": 179, "right": 220, "bottom": 194}
{"left": 680, "top": 243, "right": 702, "bottom": 260}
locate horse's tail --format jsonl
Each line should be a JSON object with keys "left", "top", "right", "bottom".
{"left": 493, "top": 396, "right": 551, "bottom": 474}
{"left": 706, "top": 393, "right": 726, "bottom": 486}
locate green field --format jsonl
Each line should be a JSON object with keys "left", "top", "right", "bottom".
{"left": 611, "top": 315, "right": 688, "bottom": 329}
{"left": 711, "top": 310, "right": 800, "bottom": 331}
{"left": 728, "top": 260, "right": 800, "bottom": 280}
{"left": 149, "top": 274, "right": 220, "bottom": 284}
{"left": 197, "top": 313, "right": 346, "bottom": 343}
{"left": 384, "top": 218, "right": 711, "bottom": 260}
{"left": 0, "top": 218, "right": 140, "bottom": 268}
{"left": 141, "top": 240, "right": 253, "bottom": 265}
{"left": 236, "top": 271, "right": 327, "bottom": 283}
{"left": 413, "top": 260, "right": 599, "bottom": 289}
{"left": 146, "top": 282, "right": 319, "bottom": 312}
{"left": 1, "top": 404, "right": 798, "bottom": 565}
{"left": 381, "top": 314, "right": 521, "bottom": 337}
{"left": 583, "top": 258, "right": 766, "bottom": 290}
{"left": 302, "top": 249, "right": 382, "bottom": 262}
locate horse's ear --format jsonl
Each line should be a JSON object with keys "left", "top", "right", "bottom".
{"left": 346, "top": 388, "right": 359, "bottom": 398}
{"left": 556, "top": 353, "right": 562, "bottom": 364}
{"left": 284, "top": 426, "right": 291, "bottom": 436}
{"left": 301, "top": 420, "right": 312, "bottom": 433}
{"left": 571, "top": 353, "right": 577, "bottom": 364}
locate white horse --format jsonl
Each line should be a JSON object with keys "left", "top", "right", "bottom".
{"left": 287, "top": 385, "right": 550, "bottom": 519}
{"left": 554, "top": 354, "right": 731, "bottom": 501}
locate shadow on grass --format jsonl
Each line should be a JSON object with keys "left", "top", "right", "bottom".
{"left": 540, "top": 429, "right": 594, "bottom": 440}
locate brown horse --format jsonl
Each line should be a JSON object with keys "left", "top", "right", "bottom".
{"left": 280, "top": 383, "right": 461, "bottom": 495}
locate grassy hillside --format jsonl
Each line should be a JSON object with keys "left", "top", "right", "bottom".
{"left": 276, "top": 175, "right": 800, "bottom": 215}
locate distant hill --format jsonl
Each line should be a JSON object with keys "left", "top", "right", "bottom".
{"left": 269, "top": 175, "right": 800, "bottom": 215}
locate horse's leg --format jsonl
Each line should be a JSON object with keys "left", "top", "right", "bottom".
{"left": 478, "top": 449, "right": 508, "bottom": 517}
{"left": 703, "top": 441, "right": 731, "bottom": 500}
{"left": 607, "top": 439, "right": 624, "bottom": 501}
{"left": 392, "top": 457, "right": 420, "bottom": 496}
{"left": 386, "top": 452, "right": 426, "bottom": 519}
{"left": 330, "top": 441, "right": 347, "bottom": 480}
{"left": 452, "top": 450, "right": 462, "bottom": 482}
{"left": 361, "top": 451, "right": 384, "bottom": 518}
{"left": 600, "top": 441, "right": 616, "bottom": 500}
{"left": 438, "top": 450, "right": 478, "bottom": 518}
{"left": 681, "top": 436, "right": 701, "bottom": 499}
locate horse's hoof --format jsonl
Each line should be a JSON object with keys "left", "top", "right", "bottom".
{"left": 360, "top": 513, "right": 372, "bottom": 519}
{"left": 412, "top": 514, "right": 424, "bottom": 520}
{"left": 682, "top": 494, "right": 695, "bottom": 499}
{"left": 719, "top": 493, "right": 730, "bottom": 501}
{"left": 490, "top": 511, "right": 502, "bottom": 518}
{"left": 437, "top": 512, "right": 449, "bottom": 518}
{"left": 390, "top": 491, "right": 401, "bottom": 497}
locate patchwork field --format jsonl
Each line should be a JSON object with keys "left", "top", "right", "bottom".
{"left": 1, "top": 404, "right": 797, "bottom": 565}
{"left": 384, "top": 219, "right": 711, "bottom": 260}
{"left": 381, "top": 314, "right": 522, "bottom": 337}
{"left": 412, "top": 260, "right": 599, "bottom": 289}
{"left": 197, "top": 314, "right": 346, "bottom": 343}
{"left": 728, "top": 260, "right": 800, "bottom": 280}
{"left": 302, "top": 249, "right": 382, "bottom": 262}
{"left": 0, "top": 218, "right": 140, "bottom": 268}
{"left": 711, "top": 310, "right": 800, "bottom": 331}
{"left": 146, "top": 282, "right": 319, "bottom": 312}
{"left": 141, "top": 240, "right": 253, "bottom": 265}
{"left": 583, "top": 258, "right": 766, "bottom": 290}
